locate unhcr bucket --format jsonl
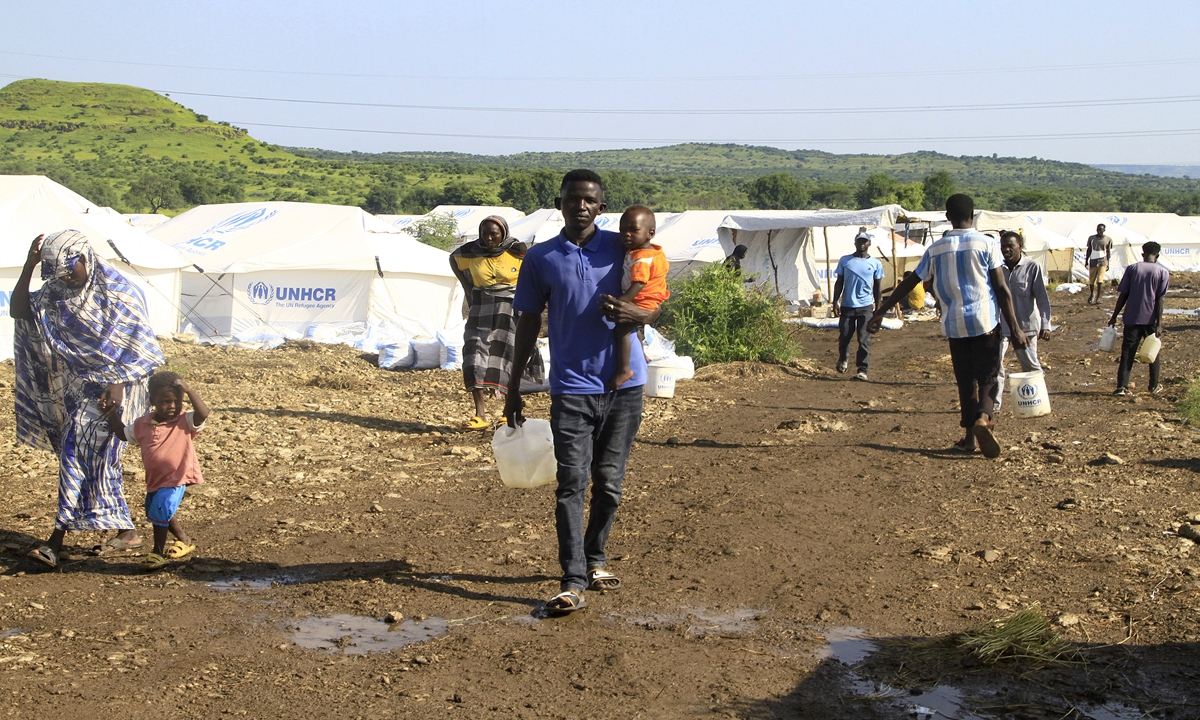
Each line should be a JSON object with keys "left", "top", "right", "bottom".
{"left": 1008, "top": 371, "right": 1051, "bottom": 419}
{"left": 645, "top": 362, "right": 677, "bottom": 398}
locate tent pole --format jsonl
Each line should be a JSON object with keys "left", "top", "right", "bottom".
{"left": 823, "top": 226, "right": 832, "bottom": 301}
{"left": 766, "top": 230, "right": 780, "bottom": 295}
{"left": 890, "top": 226, "right": 899, "bottom": 290}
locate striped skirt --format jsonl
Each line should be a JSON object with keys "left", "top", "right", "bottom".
{"left": 463, "top": 288, "right": 545, "bottom": 392}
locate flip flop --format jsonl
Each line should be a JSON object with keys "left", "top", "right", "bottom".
{"left": 462, "top": 416, "right": 489, "bottom": 430}
{"left": 544, "top": 590, "right": 587, "bottom": 617}
{"left": 973, "top": 418, "right": 1002, "bottom": 459}
{"left": 165, "top": 541, "right": 196, "bottom": 560}
{"left": 950, "top": 439, "right": 976, "bottom": 454}
{"left": 587, "top": 568, "right": 621, "bottom": 591}
{"left": 139, "top": 553, "right": 169, "bottom": 572}
{"left": 91, "top": 535, "right": 144, "bottom": 556}
{"left": 29, "top": 546, "right": 58, "bottom": 568}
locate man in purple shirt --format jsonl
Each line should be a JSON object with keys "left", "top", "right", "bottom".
{"left": 504, "top": 170, "right": 659, "bottom": 616}
{"left": 1108, "top": 242, "right": 1169, "bottom": 396}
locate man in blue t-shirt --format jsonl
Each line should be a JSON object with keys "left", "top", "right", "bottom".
{"left": 504, "top": 169, "right": 660, "bottom": 617}
{"left": 1108, "top": 241, "right": 1170, "bottom": 396}
{"left": 832, "top": 232, "right": 884, "bottom": 381}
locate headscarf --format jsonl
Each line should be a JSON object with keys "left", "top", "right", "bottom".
{"left": 14, "top": 230, "right": 164, "bottom": 450}
{"left": 450, "top": 216, "right": 526, "bottom": 260}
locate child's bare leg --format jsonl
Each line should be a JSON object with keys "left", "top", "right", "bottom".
{"left": 152, "top": 525, "right": 170, "bottom": 555}
{"left": 168, "top": 517, "right": 191, "bottom": 546}
{"left": 609, "top": 323, "right": 637, "bottom": 391}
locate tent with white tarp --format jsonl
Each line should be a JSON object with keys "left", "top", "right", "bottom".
{"left": 973, "top": 211, "right": 1077, "bottom": 281}
{"left": 149, "top": 202, "right": 463, "bottom": 343}
{"left": 1089, "top": 212, "right": 1200, "bottom": 273}
{"left": 429, "top": 205, "right": 526, "bottom": 240}
{"left": 716, "top": 206, "right": 917, "bottom": 302}
{"left": 650, "top": 210, "right": 739, "bottom": 277}
{"left": 1006, "top": 212, "right": 1150, "bottom": 282}
{"left": 509, "top": 208, "right": 565, "bottom": 245}
{"left": 373, "top": 214, "right": 424, "bottom": 232}
{"left": 123, "top": 213, "right": 170, "bottom": 230}
{"left": 0, "top": 175, "right": 189, "bottom": 360}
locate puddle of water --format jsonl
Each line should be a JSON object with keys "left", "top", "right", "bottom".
{"left": 817, "top": 629, "right": 1149, "bottom": 720}
{"left": 206, "top": 571, "right": 314, "bottom": 592}
{"left": 288, "top": 614, "right": 447, "bottom": 655}
{"left": 609, "top": 607, "right": 763, "bottom": 637}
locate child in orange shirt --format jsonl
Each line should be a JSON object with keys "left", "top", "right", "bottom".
{"left": 107, "top": 371, "right": 209, "bottom": 572}
{"left": 610, "top": 205, "right": 670, "bottom": 390}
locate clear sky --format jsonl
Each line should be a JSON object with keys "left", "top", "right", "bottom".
{"left": 2, "top": 0, "right": 1199, "bottom": 164}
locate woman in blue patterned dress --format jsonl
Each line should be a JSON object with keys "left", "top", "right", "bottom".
{"left": 12, "top": 231, "right": 165, "bottom": 567}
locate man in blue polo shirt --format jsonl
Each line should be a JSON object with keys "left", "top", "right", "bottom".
{"left": 504, "top": 169, "right": 658, "bottom": 616}
{"left": 832, "top": 231, "right": 884, "bottom": 381}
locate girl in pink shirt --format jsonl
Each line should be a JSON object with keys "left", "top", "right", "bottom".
{"left": 107, "top": 371, "right": 209, "bottom": 571}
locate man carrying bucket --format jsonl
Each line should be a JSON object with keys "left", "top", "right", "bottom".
{"left": 504, "top": 170, "right": 659, "bottom": 616}
{"left": 1108, "top": 241, "right": 1169, "bottom": 397}
{"left": 994, "top": 231, "right": 1052, "bottom": 412}
{"left": 868, "top": 194, "right": 1027, "bottom": 458}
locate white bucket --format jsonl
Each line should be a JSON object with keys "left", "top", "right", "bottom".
{"left": 1099, "top": 326, "right": 1118, "bottom": 352}
{"left": 1136, "top": 334, "right": 1161, "bottom": 364}
{"left": 1008, "top": 371, "right": 1051, "bottom": 419}
{"left": 491, "top": 419, "right": 557, "bottom": 489}
{"left": 645, "top": 362, "right": 677, "bottom": 398}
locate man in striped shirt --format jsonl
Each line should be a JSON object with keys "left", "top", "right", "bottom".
{"left": 869, "top": 194, "right": 1027, "bottom": 458}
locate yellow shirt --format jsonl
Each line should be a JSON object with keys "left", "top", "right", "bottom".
{"left": 455, "top": 251, "right": 523, "bottom": 288}
{"left": 906, "top": 282, "right": 926, "bottom": 309}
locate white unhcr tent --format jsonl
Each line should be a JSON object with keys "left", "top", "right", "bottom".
{"left": 651, "top": 210, "right": 738, "bottom": 278}
{"left": 149, "top": 202, "right": 463, "bottom": 343}
{"left": 509, "top": 208, "right": 565, "bottom": 245}
{"left": 373, "top": 214, "right": 423, "bottom": 232}
{"left": 0, "top": 175, "right": 189, "bottom": 360}
{"left": 429, "top": 205, "right": 526, "bottom": 241}
{"left": 716, "top": 206, "right": 910, "bottom": 302}
{"left": 123, "top": 213, "right": 170, "bottom": 230}
{"left": 1093, "top": 213, "right": 1200, "bottom": 273}
{"left": 973, "top": 211, "right": 1076, "bottom": 281}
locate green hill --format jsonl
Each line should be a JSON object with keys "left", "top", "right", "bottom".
{"left": 3, "top": 78, "right": 1199, "bottom": 216}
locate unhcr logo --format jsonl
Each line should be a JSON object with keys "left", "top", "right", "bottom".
{"left": 247, "top": 280, "right": 274, "bottom": 305}
{"left": 176, "top": 207, "right": 279, "bottom": 256}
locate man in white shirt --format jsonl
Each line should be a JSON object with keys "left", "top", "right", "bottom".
{"left": 869, "top": 194, "right": 1027, "bottom": 458}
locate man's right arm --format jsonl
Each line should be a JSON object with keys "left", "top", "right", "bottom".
{"left": 502, "top": 312, "right": 541, "bottom": 427}
{"left": 867, "top": 272, "right": 922, "bottom": 333}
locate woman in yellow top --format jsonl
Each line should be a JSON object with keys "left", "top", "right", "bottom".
{"left": 449, "top": 216, "right": 546, "bottom": 429}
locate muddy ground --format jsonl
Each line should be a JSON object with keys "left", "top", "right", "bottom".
{"left": 0, "top": 283, "right": 1198, "bottom": 719}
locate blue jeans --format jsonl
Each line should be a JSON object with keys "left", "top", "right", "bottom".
{"left": 549, "top": 387, "right": 643, "bottom": 592}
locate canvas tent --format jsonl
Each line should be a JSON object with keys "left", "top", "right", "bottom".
{"left": 0, "top": 175, "right": 188, "bottom": 360}
{"left": 973, "top": 211, "right": 1076, "bottom": 281}
{"left": 149, "top": 202, "right": 463, "bottom": 342}
{"left": 651, "top": 210, "right": 739, "bottom": 278}
{"left": 1091, "top": 212, "right": 1200, "bottom": 273}
{"left": 124, "top": 213, "right": 170, "bottom": 230}
{"left": 509, "top": 208, "right": 565, "bottom": 245}
{"left": 716, "top": 206, "right": 909, "bottom": 303}
{"left": 429, "top": 206, "right": 526, "bottom": 241}
{"left": 1008, "top": 212, "right": 1150, "bottom": 282}
{"left": 373, "top": 214, "right": 424, "bottom": 232}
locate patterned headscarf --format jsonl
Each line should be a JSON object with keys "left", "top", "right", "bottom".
{"left": 39, "top": 229, "right": 91, "bottom": 281}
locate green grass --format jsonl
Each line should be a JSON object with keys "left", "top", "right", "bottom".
{"left": 1178, "top": 378, "right": 1200, "bottom": 427}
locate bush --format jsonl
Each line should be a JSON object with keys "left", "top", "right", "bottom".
{"left": 1178, "top": 378, "right": 1200, "bottom": 427}
{"left": 406, "top": 211, "right": 459, "bottom": 250}
{"left": 659, "top": 262, "right": 799, "bottom": 366}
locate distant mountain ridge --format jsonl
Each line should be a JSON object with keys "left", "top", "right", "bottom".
{"left": 2, "top": 78, "right": 1199, "bottom": 215}
{"left": 1091, "top": 164, "right": 1200, "bottom": 179}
